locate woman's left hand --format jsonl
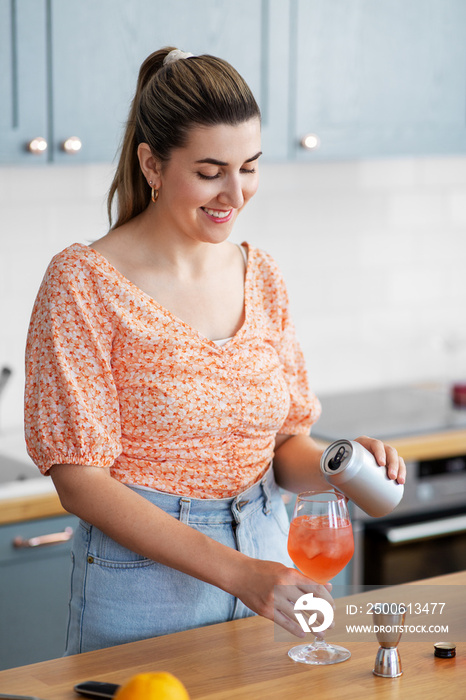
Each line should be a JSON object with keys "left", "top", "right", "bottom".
{"left": 354, "top": 436, "right": 406, "bottom": 484}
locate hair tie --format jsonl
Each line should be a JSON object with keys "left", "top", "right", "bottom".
{"left": 163, "top": 49, "right": 195, "bottom": 66}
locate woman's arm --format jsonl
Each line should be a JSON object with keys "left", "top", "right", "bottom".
{"left": 273, "top": 434, "right": 406, "bottom": 493}
{"left": 50, "top": 463, "right": 333, "bottom": 637}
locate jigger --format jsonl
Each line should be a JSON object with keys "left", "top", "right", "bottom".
{"left": 372, "top": 605, "right": 406, "bottom": 678}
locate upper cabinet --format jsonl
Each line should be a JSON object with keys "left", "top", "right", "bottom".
{"left": 1, "top": 0, "right": 466, "bottom": 164}
{"left": 0, "top": 0, "right": 277, "bottom": 164}
{"left": 49, "top": 0, "right": 273, "bottom": 164}
{"left": 291, "top": 0, "right": 466, "bottom": 161}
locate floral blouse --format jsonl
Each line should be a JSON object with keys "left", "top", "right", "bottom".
{"left": 24, "top": 243, "right": 321, "bottom": 498}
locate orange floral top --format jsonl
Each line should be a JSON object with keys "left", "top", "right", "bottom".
{"left": 25, "top": 243, "right": 321, "bottom": 498}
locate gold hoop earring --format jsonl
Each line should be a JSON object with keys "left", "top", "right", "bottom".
{"left": 151, "top": 187, "right": 159, "bottom": 203}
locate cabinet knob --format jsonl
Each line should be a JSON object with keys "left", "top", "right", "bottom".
{"left": 300, "top": 133, "right": 321, "bottom": 151}
{"left": 62, "top": 136, "right": 82, "bottom": 154}
{"left": 27, "top": 137, "right": 48, "bottom": 155}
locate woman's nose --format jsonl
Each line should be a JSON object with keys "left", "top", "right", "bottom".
{"left": 218, "top": 176, "right": 244, "bottom": 209}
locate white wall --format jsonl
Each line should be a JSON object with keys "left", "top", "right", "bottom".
{"left": 1, "top": 157, "right": 466, "bottom": 431}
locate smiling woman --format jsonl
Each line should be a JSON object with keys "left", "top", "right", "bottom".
{"left": 134, "top": 120, "right": 261, "bottom": 247}
{"left": 24, "top": 45, "right": 405, "bottom": 657}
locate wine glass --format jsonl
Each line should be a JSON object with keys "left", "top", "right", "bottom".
{"left": 287, "top": 490, "right": 354, "bottom": 665}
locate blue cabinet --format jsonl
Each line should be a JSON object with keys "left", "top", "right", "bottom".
{"left": 291, "top": 0, "right": 466, "bottom": 160}
{"left": 0, "top": 514, "right": 77, "bottom": 670}
{"left": 2, "top": 0, "right": 465, "bottom": 164}
{"left": 1, "top": 0, "right": 280, "bottom": 163}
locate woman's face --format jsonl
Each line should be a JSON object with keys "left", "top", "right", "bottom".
{"left": 154, "top": 118, "right": 261, "bottom": 245}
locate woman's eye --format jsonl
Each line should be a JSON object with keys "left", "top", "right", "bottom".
{"left": 197, "top": 172, "right": 220, "bottom": 180}
{"left": 196, "top": 166, "right": 256, "bottom": 180}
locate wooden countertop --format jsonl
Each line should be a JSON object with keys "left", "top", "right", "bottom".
{"left": 2, "top": 427, "right": 465, "bottom": 525}
{"left": 385, "top": 428, "right": 466, "bottom": 461}
{"left": 0, "top": 490, "right": 66, "bottom": 526}
{"left": 0, "top": 570, "right": 463, "bottom": 700}
{"left": 313, "top": 427, "right": 466, "bottom": 462}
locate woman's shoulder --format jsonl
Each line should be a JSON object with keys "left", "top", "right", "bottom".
{"left": 45, "top": 243, "right": 114, "bottom": 284}
{"left": 245, "top": 243, "right": 287, "bottom": 291}
{"left": 32, "top": 244, "right": 117, "bottom": 331}
{"left": 48, "top": 242, "right": 98, "bottom": 270}
{"left": 245, "top": 241, "right": 282, "bottom": 270}
{"left": 39, "top": 243, "right": 116, "bottom": 306}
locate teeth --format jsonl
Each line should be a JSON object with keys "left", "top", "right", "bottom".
{"left": 203, "top": 208, "right": 231, "bottom": 218}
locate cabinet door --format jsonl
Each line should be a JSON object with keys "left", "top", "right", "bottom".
{"left": 50, "top": 0, "right": 282, "bottom": 163}
{"left": 0, "top": 515, "right": 77, "bottom": 670}
{"left": 0, "top": 0, "right": 48, "bottom": 164}
{"left": 293, "top": 0, "right": 466, "bottom": 160}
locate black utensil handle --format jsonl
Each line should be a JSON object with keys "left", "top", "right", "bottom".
{"left": 74, "top": 681, "right": 120, "bottom": 699}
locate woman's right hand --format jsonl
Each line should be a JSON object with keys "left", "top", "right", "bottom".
{"left": 233, "top": 558, "right": 335, "bottom": 638}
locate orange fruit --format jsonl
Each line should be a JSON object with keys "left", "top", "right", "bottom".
{"left": 114, "top": 672, "right": 189, "bottom": 700}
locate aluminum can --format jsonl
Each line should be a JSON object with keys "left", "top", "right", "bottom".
{"left": 320, "top": 439, "right": 404, "bottom": 517}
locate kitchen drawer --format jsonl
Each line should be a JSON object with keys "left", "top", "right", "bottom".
{"left": 0, "top": 514, "right": 75, "bottom": 562}
{"left": 0, "top": 514, "right": 78, "bottom": 670}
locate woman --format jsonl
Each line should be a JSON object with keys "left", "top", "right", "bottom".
{"left": 25, "top": 47, "right": 405, "bottom": 654}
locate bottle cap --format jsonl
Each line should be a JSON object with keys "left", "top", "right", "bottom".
{"left": 434, "top": 642, "right": 456, "bottom": 658}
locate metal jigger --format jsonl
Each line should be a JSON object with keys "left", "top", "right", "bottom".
{"left": 372, "top": 606, "right": 406, "bottom": 678}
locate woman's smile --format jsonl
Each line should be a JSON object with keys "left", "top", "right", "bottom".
{"left": 201, "top": 207, "right": 234, "bottom": 223}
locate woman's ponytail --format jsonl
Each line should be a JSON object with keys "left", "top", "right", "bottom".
{"left": 107, "top": 48, "right": 172, "bottom": 228}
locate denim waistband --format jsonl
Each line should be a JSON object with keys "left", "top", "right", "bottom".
{"left": 125, "top": 464, "right": 277, "bottom": 525}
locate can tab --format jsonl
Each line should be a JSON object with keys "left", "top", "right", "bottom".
{"left": 328, "top": 445, "right": 347, "bottom": 471}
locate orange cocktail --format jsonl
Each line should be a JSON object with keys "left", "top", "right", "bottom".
{"left": 286, "top": 491, "right": 355, "bottom": 665}
{"left": 287, "top": 514, "right": 354, "bottom": 583}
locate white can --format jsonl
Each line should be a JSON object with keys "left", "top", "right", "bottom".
{"left": 320, "top": 439, "right": 404, "bottom": 518}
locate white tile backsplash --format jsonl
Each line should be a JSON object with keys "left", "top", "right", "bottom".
{"left": 450, "top": 191, "right": 466, "bottom": 225}
{"left": 388, "top": 192, "right": 449, "bottom": 228}
{"left": 1, "top": 156, "right": 466, "bottom": 431}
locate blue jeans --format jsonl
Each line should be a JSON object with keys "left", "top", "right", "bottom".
{"left": 65, "top": 466, "right": 293, "bottom": 654}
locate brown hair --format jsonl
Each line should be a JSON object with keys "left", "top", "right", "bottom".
{"left": 107, "top": 47, "right": 260, "bottom": 228}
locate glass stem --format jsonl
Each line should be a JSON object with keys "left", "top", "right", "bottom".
{"left": 311, "top": 636, "right": 330, "bottom": 649}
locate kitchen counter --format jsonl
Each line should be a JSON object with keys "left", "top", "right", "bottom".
{"left": 313, "top": 428, "right": 466, "bottom": 462}
{"left": 0, "top": 490, "right": 66, "bottom": 526}
{"left": 312, "top": 383, "right": 466, "bottom": 461}
{"left": 0, "top": 570, "right": 463, "bottom": 700}
{"left": 374, "top": 427, "right": 466, "bottom": 461}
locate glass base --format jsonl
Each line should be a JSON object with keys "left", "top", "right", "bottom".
{"left": 288, "top": 640, "right": 351, "bottom": 665}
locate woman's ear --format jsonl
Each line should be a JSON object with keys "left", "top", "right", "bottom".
{"left": 137, "top": 143, "right": 162, "bottom": 187}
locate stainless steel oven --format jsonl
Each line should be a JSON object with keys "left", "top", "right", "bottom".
{"left": 351, "top": 453, "right": 466, "bottom": 587}
{"left": 313, "top": 384, "right": 466, "bottom": 588}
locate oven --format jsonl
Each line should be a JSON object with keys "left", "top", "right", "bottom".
{"left": 351, "top": 452, "right": 466, "bottom": 587}
{"left": 312, "top": 384, "right": 466, "bottom": 589}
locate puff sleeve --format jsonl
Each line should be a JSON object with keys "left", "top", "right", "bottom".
{"left": 24, "top": 252, "right": 122, "bottom": 474}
